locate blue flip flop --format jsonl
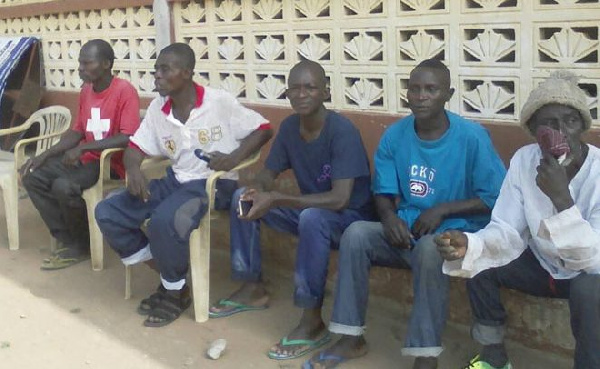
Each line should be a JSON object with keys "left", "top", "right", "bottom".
{"left": 208, "top": 299, "right": 268, "bottom": 319}
{"left": 267, "top": 333, "right": 331, "bottom": 360}
{"left": 302, "top": 352, "right": 347, "bottom": 369}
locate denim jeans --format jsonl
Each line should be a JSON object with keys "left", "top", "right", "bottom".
{"left": 229, "top": 188, "right": 367, "bottom": 309}
{"left": 329, "top": 221, "right": 449, "bottom": 357}
{"left": 468, "top": 248, "right": 600, "bottom": 369}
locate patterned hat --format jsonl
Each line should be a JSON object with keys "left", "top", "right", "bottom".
{"left": 520, "top": 71, "right": 592, "bottom": 132}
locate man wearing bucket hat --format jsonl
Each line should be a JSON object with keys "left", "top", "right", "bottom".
{"left": 436, "top": 71, "right": 600, "bottom": 369}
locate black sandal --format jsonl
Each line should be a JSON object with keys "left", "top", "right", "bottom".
{"left": 137, "top": 285, "right": 167, "bottom": 315}
{"left": 143, "top": 287, "right": 192, "bottom": 328}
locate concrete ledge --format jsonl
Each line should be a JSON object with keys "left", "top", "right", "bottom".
{"left": 210, "top": 212, "right": 574, "bottom": 356}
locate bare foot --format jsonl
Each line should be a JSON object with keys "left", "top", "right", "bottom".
{"left": 306, "top": 335, "right": 368, "bottom": 368}
{"left": 209, "top": 282, "right": 269, "bottom": 315}
{"left": 269, "top": 309, "right": 328, "bottom": 359}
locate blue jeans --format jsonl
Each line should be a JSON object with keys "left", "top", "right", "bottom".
{"left": 468, "top": 248, "right": 600, "bottom": 369}
{"left": 95, "top": 168, "right": 208, "bottom": 289}
{"left": 329, "top": 221, "right": 449, "bottom": 357}
{"left": 229, "top": 188, "right": 367, "bottom": 309}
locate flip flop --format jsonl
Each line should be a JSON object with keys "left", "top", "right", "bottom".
{"left": 208, "top": 299, "right": 268, "bottom": 319}
{"left": 302, "top": 352, "right": 347, "bottom": 369}
{"left": 40, "top": 253, "right": 90, "bottom": 270}
{"left": 267, "top": 333, "right": 331, "bottom": 361}
{"left": 43, "top": 247, "right": 69, "bottom": 263}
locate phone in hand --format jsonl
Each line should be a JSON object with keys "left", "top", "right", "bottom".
{"left": 238, "top": 199, "right": 253, "bottom": 217}
{"left": 194, "top": 149, "right": 211, "bottom": 163}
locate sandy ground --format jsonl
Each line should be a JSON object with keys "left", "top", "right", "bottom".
{"left": 0, "top": 198, "right": 573, "bottom": 369}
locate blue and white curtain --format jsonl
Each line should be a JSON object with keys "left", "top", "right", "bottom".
{"left": 0, "top": 36, "right": 38, "bottom": 113}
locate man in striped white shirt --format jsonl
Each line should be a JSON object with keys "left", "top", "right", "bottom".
{"left": 437, "top": 71, "right": 600, "bottom": 369}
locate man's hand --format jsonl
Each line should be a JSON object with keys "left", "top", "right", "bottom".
{"left": 126, "top": 168, "right": 150, "bottom": 202}
{"left": 411, "top": 205, "right": 448, "bottom": 239}
{"left": 207, "top": 151, "right": 240, "bottom": 172}
{"left": 435, "top": 230, "right": 468, "bottom": 261}
{"left": 536, "top": 151, "right": 574, "bottom": 211}
{"left": 19, "top": 153, "right": 48, "bottom": 180}
{"left": 381, "top": 214, "right": 412, "bottom": 249}
{"left": 240, "top": 188, "right": 273, "bottom": 220}
{"left": 62, "top": 147, "right": 82, "bottom": 167}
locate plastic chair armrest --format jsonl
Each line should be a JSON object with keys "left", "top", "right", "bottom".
{"left": 205, "top": 151, "right": 261, "bottom": 209}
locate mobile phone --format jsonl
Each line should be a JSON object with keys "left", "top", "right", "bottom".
{"left": 238, "top": 199, "right": 253, "bottom": 217}
{"left": 194, "top": 149, "right": 211, "bottom": 163}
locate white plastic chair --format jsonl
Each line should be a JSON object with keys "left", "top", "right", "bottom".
{"left": 83, "top": 149, "right": 169, "bottom": 271}
{"left": 0, "top": 106, "right": 72, "bottom": 250}
{"left": 125, "top": 151, "right": 261, "bottom": 323}
{"left": 82, "top": 108, "right": 152, "bottom": 271}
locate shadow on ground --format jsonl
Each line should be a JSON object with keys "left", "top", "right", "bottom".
{"left": 0, "top": 198, "right": 572, "bottom": 368}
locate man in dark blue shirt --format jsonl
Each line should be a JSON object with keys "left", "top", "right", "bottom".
{"left": 209, "top": 60, "right": 373, "bottom": 360}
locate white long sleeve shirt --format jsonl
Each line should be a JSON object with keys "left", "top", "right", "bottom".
{"left": 443, "top": 143, "right": 600, "bottom": 279}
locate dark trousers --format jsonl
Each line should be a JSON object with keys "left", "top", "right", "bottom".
{"left": 22, "top": 155, "right": 100, "bottom": 250}
{"left": 229, "top": 188, "right": 367, "bottom": 309}
{"left": 468, "top": 248, "right": 600, "bottom": 369}
{"left": 95, "top": 168, "right": 210, "bottom": 284}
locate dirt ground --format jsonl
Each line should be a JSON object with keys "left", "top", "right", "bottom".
{"left": 0, "top": 198, "right": 572, "bottom": 369}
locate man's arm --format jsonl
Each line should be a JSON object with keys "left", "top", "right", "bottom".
{"left": 208, "top": 128, "right": 273, "bottom": 172}
{"left": 20, "top": 130, "right": 83, "bottom": 176}
{"left": 76, "top": 133, "right": 131, "bottom": 152}
{"left": 411, "top": 198, "right": 491, "bottom": 238}
{"left": 123, "top": 146, "right": 149, "bottom": 201}
{"left": 376, "top": 194, "right": 412, "bottom": 249}
{"left": 436, "top": 155, "right": 528, "bottom": 278}
{"left": 40, "top": 130, "right": 83, "bottom": 158}
{"left": 272, "top": 178, "right": 353, "bottom": 210}
{"left": 242, "top": 178, "right": 354, "bottom": 220}
{"left": 62, "top": 134, "right": 132, "bottom": 166}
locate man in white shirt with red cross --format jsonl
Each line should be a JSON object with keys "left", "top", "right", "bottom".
{"left": 95, "top": 43, "right": 272, "bottom": 328}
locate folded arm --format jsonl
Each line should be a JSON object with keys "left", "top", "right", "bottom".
{"left": 538, "top": 206, "right": 600, "bottom": 272}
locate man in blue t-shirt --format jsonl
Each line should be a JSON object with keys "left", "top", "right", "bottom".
{"left": 209, "top": 60, "right": 373, "bottom": 360}
{"left": 305, "top": 59, "right": 506, "bottom": 369}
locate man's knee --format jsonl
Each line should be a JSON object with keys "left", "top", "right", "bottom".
{"left": 50, "top": 177, "right": 81, "bottom": 201}
{"left": 298, "top": 208, "right": 331, "bottom": 230}
{"left": 412, "top": 235, "right": 443, "bottom": 271}
{"left": 339, "top": 221, "right": 377, "bottom": 255}
{"left": 150, "top": 197, "right": 208, "bottom": 240}
{"left": 570, "top": 274, "right": 600, "bottom": 308}
{"left": 22, "top": 169, "right": 46, "bottom": 191}
{"left": 95, "top": 191, "right": 125, "bottom": 227}
{"left": 172, "top": 197, "right": 208, "bottom": 239}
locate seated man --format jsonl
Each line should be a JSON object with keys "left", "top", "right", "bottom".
{"left": 21, "top": 39, "right": 140, "bottom": 270}
{"left": 209, "top": 60, "right": 374, "bottom": 360}
{"left": 306, "top": 59, "right": 506, "bottom": 369}
{"left": 94, "top": 43, "right": 272, "bottom": 328}
{"left": 437, "top": 72, "right": 600, "bottom": 369}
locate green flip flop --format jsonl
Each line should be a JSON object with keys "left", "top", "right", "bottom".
{"left": 40, "top": 253, "right": 89, "bottom": 271}
{"left": 208, "top": 299, "right": 268, "bottom": 319}
{"left": 267, "top": 333, "right": 332, "bottom": 361}
{"left": 43, "top": 247, "right": 70, "bottom": 263}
